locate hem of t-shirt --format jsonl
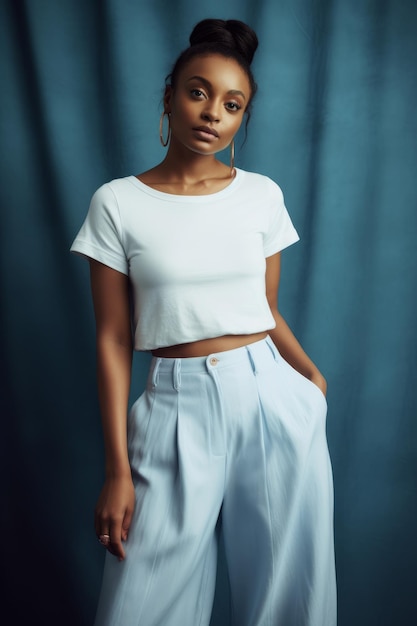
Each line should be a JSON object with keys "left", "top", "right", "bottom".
{"left": 70, "top": 240, "right": 128, "bottom": 275}
{"left": 125, "top": 167, "right": 243, "bottom": 203}
{"left": 134, "top": 320, "right": 279, "bottom": 352}
{"left": 264, "top": 232, "right": 300, "bottom": 258}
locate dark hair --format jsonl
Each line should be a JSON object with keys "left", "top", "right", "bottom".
{"left": 167, "top": 19, "right": 259, "bottom": 125}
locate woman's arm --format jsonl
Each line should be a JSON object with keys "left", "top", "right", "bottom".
{"left": 266, "top": 252, "right": 327, "bottom": 396}
{"left": 89, "top": 259, "right": 135, "bottom": 560}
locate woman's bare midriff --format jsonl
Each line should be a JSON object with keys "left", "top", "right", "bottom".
{"left": 151, "top": 332, "right": 268, "bottom": 358}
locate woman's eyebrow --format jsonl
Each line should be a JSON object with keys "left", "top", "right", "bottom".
{"left": 186, "top": 75, "right": 247, "bottom": 100}
{"left": 228, "top": 89, "right": 246, "bottom": 100}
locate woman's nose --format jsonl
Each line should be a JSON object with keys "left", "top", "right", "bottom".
{"left": 201, "top": 103, "right": 221, "bottom": 122}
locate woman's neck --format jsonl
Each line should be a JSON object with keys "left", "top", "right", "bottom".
{"left": 137, "top": 148, "right": 234, "bottom": 195}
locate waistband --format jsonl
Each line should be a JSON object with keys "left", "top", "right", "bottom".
{"left": 148, "top": 336, "right": 279, "bottom": 389}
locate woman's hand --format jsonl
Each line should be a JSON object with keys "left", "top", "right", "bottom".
{"left": 94, "top": 474, "right": 135, "bottom": 561}
{"left": 265, "top": 254, "right": 328, "bottom": 400}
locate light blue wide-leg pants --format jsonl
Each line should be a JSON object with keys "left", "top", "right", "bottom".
{"left": 94, "top": 337, "right": 336, "bottom": 626}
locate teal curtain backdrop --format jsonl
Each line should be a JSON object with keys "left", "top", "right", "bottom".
{"left": 1, "top": 0, "right": 416, "bottom": 624}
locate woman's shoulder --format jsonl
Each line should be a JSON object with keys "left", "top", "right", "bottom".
{"left": 87, "top": 176, "right": 149, "bottom": 214}
{"left": 92, "top": 175, "right": 138, "bottom": 196}
{"left": 85, "top": 176, "right": 143, "bottom": 225}
{"left": 236, "top": 168, "right": 284, "bottom": 197}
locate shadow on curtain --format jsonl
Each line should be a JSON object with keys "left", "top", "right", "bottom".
{"left": 1, "top": 1, "right": 416, "bottom": 624}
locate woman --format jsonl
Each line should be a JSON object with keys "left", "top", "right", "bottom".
{"left": 71, "top": 18, "right": 336, "bottom": 626}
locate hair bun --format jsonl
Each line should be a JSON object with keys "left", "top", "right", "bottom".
{"left": 189, "top": 19, "right": 258, "bottom": 65}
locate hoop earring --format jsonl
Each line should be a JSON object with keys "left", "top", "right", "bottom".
{"left": 230, "top": 139, "right": 235, "bottom": 176}
{"left": 159, "top": 112, "right": 171, "bottom": 147}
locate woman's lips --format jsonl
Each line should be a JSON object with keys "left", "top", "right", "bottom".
{"left": 192, "top": 126, "right": 219, "bottom": 141}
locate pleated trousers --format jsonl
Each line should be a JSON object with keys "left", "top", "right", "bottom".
{"left": 94, "top": 336, "right": 336, "bottom": 626}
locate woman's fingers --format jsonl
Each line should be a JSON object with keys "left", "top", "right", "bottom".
{"left": 96, "top": 515, "right": 127, "bottom": 560}
{"left": 94, "top": 477, "right": 135, "bottom": 559}
{"left": 108, "top": 504, "right": 135, "bottom": 558}
{"left": 121, "top": 507, "right": 133, "bottom": 542}
{"left": 96, "top": 527, "right": 125, "bottom": 559}
{"left": 109, "top": 519, "right": 126, "bottom": 560}
{"left": 98, "top": 533, "right": 111, "bottom": 547}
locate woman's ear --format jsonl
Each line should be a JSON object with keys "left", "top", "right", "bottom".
{"left": 163, "top": 85, "right": 172, "bottom": 113}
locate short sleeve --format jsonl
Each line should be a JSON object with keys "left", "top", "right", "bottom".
{"left": 263, "top": 178, "right": 300, "bottom": 257}
{"left": 70, "top": 183, "right": 128, "bottom": 275}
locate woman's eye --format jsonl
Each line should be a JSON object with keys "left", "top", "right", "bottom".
{"left": 226, "top": 102, "right": 242, "bottom": 111}
{"left": 190, "top": 89, "right": 204, "bottom": 98}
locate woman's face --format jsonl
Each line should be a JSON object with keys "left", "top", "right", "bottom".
{"left": 165, "top": 54, "right": 251, "bottom": 156}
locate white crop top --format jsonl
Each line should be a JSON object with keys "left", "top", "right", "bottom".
{"left": 70, "top": 168, "right": 299, "bottom": 350}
